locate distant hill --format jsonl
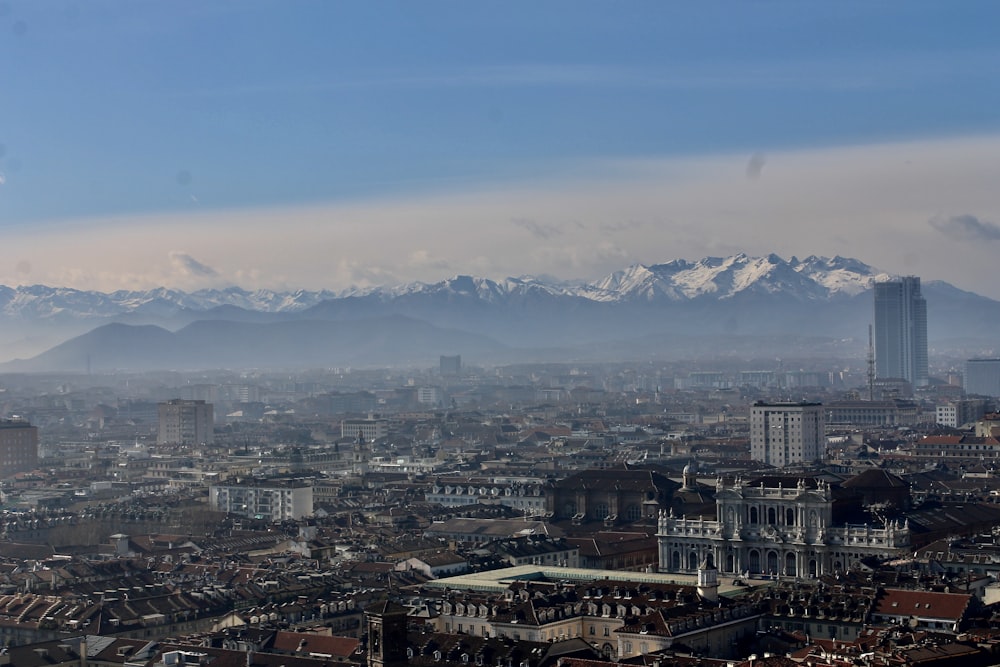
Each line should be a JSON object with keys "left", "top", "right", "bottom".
{"left": 2, "top": 254, "right": 999, "bottom": 370}
{"left": 1, "top": 316, "right": 508, "bottom": 372}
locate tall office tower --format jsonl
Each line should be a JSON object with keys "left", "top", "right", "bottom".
{"left": 966, "top": 359, "right": 1000, "bottom": 397}
{"left": 157, "top": 399, "right": 214, "bottom": 446}
{"left": 0, "top": 418, "right": 39, "bottom": 478}
{"left": 750, "top": 401, "right": 825, "bottom": 467}
{"left": 440, "top": 354, "right": 461, "bottom": 376}
{"left": 874, "top": 277, "right": 928, "bottom": 387}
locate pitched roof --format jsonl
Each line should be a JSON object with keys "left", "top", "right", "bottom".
{"left": 272, "top": 631, "right": 360, "bottom": 657}
{"left": 873, "top": 589, "right": 971, "bottom": 621}
{"left": 842, "top": 469, "right": 908, "bottom": 488}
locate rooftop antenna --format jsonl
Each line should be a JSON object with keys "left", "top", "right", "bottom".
{"left": 867, "top": 324, "right": 875, "bottom": 401}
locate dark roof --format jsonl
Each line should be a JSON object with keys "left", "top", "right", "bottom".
{"left": 365, "top": 599, "right": 409, "bottom": 616}
{"left": 842, "top": 468, "right": 908, "bottom": 488}
{"left": 553, "top": 467, "right": 679, "bottom": 493}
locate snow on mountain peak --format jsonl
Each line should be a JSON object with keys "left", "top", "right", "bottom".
{"left": 0, "top": 254, "right": 888, "bottom": 321}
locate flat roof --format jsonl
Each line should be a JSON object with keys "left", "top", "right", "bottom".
{"left": 753, "top": 401, "right": 823, "bottom": 407}
{"left": 421, "top": 564, "right": 771, "bottom": 597}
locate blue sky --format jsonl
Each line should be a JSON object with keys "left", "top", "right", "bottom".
{"left": 3, "top": 2, "right": 1000, "bottom": 295}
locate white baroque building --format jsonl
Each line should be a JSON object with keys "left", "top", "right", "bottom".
{"left": 658, "top": 477, "right": 909, "bottom": 578}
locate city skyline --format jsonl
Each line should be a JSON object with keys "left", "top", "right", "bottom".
{"left": 3, "top": 4, "right": 1000, "bottom": 297}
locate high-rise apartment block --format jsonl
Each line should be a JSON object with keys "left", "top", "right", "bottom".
{"left": 0, "top": 418, "right": 38, "bottom": 478}
{"left": 874, "top": 277, "right": 928, "bottom": 387}
{"left": 966, "top": 359, "right": 1000, "bottom": 397}
{"left": 157, "top": 399, "right": 214, "bottom": 446}
{"left": 750, "top": 401, "right": 825, "bottom": 467}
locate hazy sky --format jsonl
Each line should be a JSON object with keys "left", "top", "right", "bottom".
{"left": 3, "top": 2, "right": 1000, "bottom": 296}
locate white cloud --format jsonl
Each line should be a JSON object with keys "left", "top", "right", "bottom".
{"left": 4, "top": 134, "right": 1000, "bottom": 298}
{"left": 168, "top": 251, "right": 219, "bottom": 278}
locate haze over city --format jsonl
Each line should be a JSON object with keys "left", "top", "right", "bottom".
{"left": 3, "top": 2, "right": 1000, "bottom": 296}
{"left": 9, "top": 5, "right": 1000, "bottom": 667}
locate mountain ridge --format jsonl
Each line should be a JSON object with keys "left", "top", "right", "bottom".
{"left": 2, "top": 254, "right": 997, "bottom": 371}
{"left": 0, "top": 254, "right": 892, "bottom": 319}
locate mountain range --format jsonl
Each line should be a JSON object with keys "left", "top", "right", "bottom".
{"left": 1, "top": 254, "right": 997, "bottom": 371}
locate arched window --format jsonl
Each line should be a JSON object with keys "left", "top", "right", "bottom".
{"left": 786, "top": 508, "right": 795, "bottom": 525}
{"left": 564, "top": 502, "right": 576, "bottom": 516}
{"left": 749, "top": 507, "right": 759, "bottom": 524}
{"left": 671, "top": 551, "right": 681, "bottom": 571}
{"left": 767, "top": 507, "right": 777, "bottom": 524}
{"left": 688, "top": 551, "right": 698, "bottom": 571}
{"left": 785, "top": 552, "right": 796, "bottom": 577}
{"left": 766, "top": 550, "right": 779, "bottom": 575}
{"left": 625, "top": 505, "right": 642, "bottom": 522}
{"left": 593, "top": 502, "right": 609, "bottom": 519}
{"left": 748, "top": 550, "right": 761, "bottom": 574}
{"left": 725, "top": 553, "right": 735, "bottom": 573}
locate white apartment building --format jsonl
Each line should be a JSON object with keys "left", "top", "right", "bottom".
{"left": 750, "top": 401, "right": 825, "bottom": 467}
{"left": 209, "top": 479, "right": 313, "bottom": 520}
{"left": 936, "top": 399, "right": 989, "bottom": 428}
{"left": 417, "top": 386, "right": 441, "bottom": 406}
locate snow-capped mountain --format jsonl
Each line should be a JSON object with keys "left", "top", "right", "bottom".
{"left": 1, "top": 254, "right": 993, "bottom": 369}
{"left": 0, "top": 284, "right": 338, "bottom": 320}
{"left": 0, "top": 253, "right": 892, "bottom": 323}
{"left": 589, "top": 254, "right": 887, "bottom": 302}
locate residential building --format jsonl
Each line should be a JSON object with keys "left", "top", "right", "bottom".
{"left": 426, "top": 477, "right": 547, "bottom": 514}
{"left": 826, "top": 399, "right": 919, "bottom": 427}
{"left": 157, "top": 399, "right": 214, "bottom": 446}
{"left": 427, "top": 568, "right": 759, "bottom": 660}
{"left": 492, "top": 537, "right": 580, "bottom": 568}
{"left": 910, "top": 434, "right": 1000, "bottom": 461}
{"left": 424, "top": 518, "right": 563, "bottom": 544}
{"left": 396, "top": 552, "right": 469, "bottom": 578}
{"left": 417, "top": 386, "right": 441, "bottom": 406}
{"left": 871, "top": 589, "right": 973, "bottom": 633}
{"left": 341, "top": 417, "right": 389, "bottom": 442}
{"left": 0, "top": 418, "right": 38, "bottom": 478}
{"left": 750, "top": 401, "right": 825, "bottom": 467}
{"left": 874, "top": 276, "right": 928, "bottom": 387}
{"left": 209, "top": 478, "right": 313, "bottom": 520}
{"left": 935, "top": 399, "right": 989, "bottom": 428}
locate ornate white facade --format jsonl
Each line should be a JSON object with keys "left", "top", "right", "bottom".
{"left": 658, "top": 477, "right": 909, "bottom": 578}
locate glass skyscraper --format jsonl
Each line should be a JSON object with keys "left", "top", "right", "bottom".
{"left": 873, "top": 276, "right": 928, "bottom": 387}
